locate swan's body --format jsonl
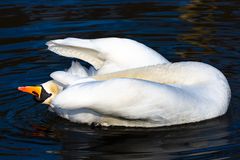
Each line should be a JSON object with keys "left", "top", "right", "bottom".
{"left": 19, "top": 37, "right": 231, "bottom": 127}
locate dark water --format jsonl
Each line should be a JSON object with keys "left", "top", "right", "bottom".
{"left": 0, "top": 0, "right": 240, "bottom": 159}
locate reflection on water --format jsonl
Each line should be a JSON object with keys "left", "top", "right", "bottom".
{"left": 58, "top": 118, "right": 232, "bottom": 160}
{"left": 0, "top": 0, "right": 239, "bottom": 159}
{"left": 178, "top": 0, "right": 240, "bottom": 56}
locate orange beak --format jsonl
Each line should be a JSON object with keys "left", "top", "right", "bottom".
{"left": 18, "top": 86, "right": 42, "bottom": 97}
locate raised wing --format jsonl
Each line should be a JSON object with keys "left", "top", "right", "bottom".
{"left": 47, "top": 39, "right": 104, "bottom": 70}
{"left": 46, "top": 37, "right": 169, "bottom": 74}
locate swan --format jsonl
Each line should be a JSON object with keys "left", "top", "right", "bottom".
{"left": 18, "top": 37, "right": 231, "bottom": 127}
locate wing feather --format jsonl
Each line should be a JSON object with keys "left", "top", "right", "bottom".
{"left": 46, "top": 37, "right": 169, "bottom": 74}
{"left": 47, "top": 41, "right": 104, "bottom": 69}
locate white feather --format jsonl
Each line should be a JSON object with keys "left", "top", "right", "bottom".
{"left": 46, "top": 37, "right": 169, "bottom": 74}
{"left": 50, "top": 62, "right": 230, "bottom": 127}
{"left": 41, "top": 37, "right": 231, "bottom": 127}
{"left": 67, "top": 61, "right": 88, "bottom": 77}
{"left": 51, "top": 61, "right": 96, "bottom": 86}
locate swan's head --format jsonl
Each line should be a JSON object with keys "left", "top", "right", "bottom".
{"left": 18, "top": 80, "right": 61, "bottom": 105}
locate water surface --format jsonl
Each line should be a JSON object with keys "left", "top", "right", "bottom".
{"left": 0, "top": 0, "right": 240, "bottom": 159}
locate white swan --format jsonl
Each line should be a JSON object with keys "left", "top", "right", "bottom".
{"left": 18, "top": 37, "right": 231, "bottom": 127}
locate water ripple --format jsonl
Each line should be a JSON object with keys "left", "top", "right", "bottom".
{"left": 0, "top": 0, "right": 239, "bottom": 159}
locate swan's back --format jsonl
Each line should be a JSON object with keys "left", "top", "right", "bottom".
{"left": 94, "top": 62, "right": 228, "bottom": 86}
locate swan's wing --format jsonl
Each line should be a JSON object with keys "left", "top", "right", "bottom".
{"left": 52, "top": 78, "right": 200, "bottom": 124}
{"left": 47, "top": 39, "right": 104, "bottom": 70}
{"left": 46, "top": 37, "right": 169, "bottom": 74}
